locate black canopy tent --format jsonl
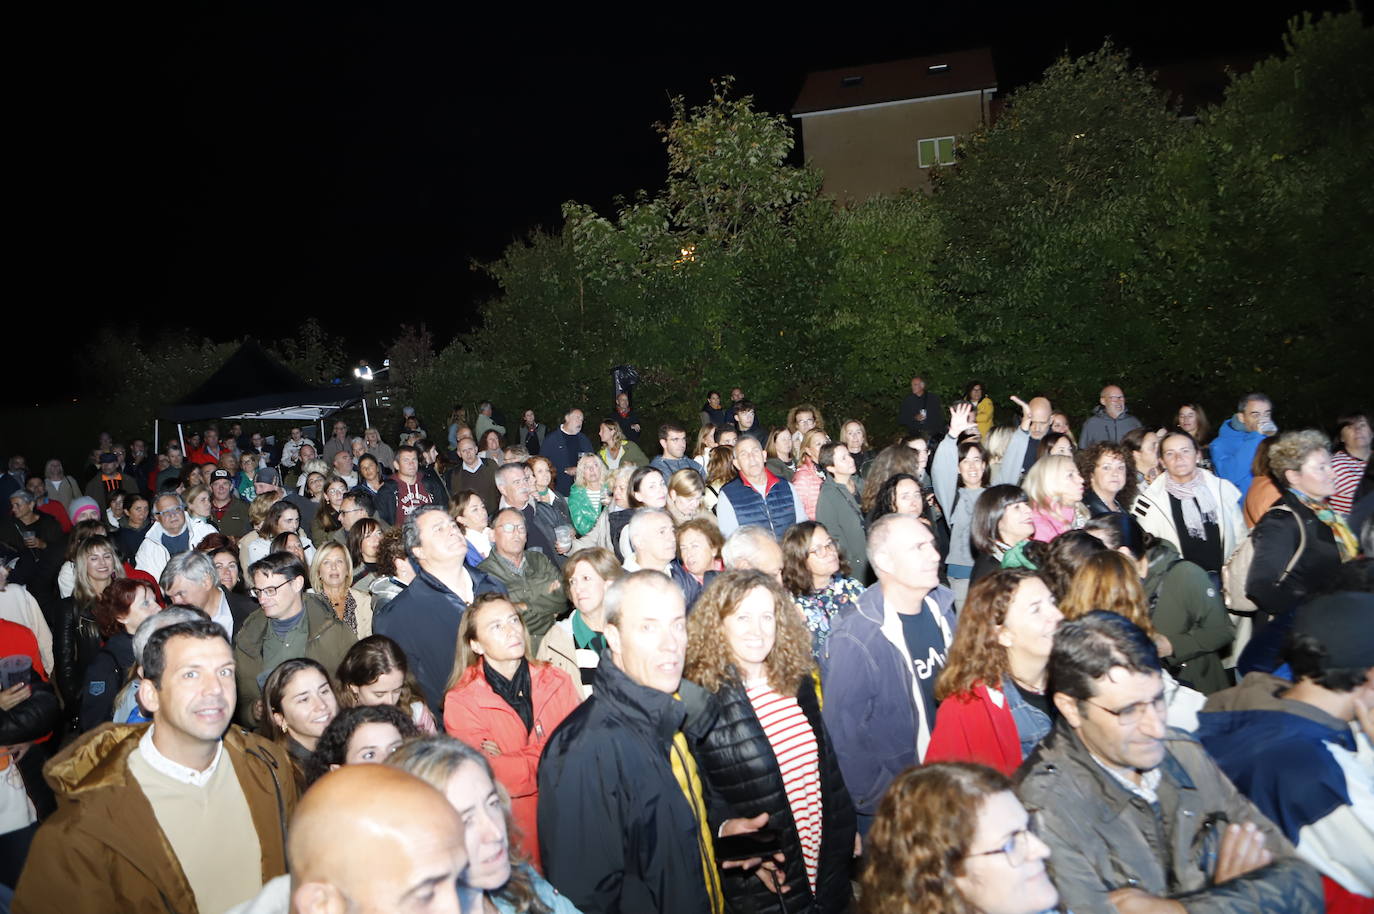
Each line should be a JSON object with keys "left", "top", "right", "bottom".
{"left": 155, "top": 339, "right": 367, "bottom": 454}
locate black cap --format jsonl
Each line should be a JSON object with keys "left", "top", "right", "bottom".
{"left": 209, "top": 469, "right": 233, "bottom": 484}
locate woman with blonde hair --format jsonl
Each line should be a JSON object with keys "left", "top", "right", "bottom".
{"left": 860, "top": 762, "right": 1058, "bottom": 914}
{"left": 596, "top": 419, "right": 647, "bottom": 470}
{"left": 791, "top": 428, "right": 831, "bottom": 522}
{"left": 537, "top": 547, "right": 623, "bottom": 700}
{"left": 666, "top": 468, "right": 712, "bottom": 526}
{"left": 1022, "top": 454, "right": 1087, "bottom": 543}
{"left": 765, "top": 427, "right": 797, "bottom": 481}
{"left": 184, "top": 484, "right": 212, "bottom": 525}
{"left": 686, "top": 570, "right": 857, "bottom": 914}
{"left": 927, "top": 570, "right": 1062, "bottom": 775}
{"left": 443, "top": 592, "right": 579, "bottom": 870}
{"left": 840, "top": 418, "right": 873, "bottom": 476}
{"left": 57, "top": 534, "right": 125, "bottom": 724}
{"left": 568, "top": 454, "right": 610, "bottom": 537}
{"left": 388, "top": 735, "right": 578, "bottom": 911}
{"left": 310, "top": 540, "right": 373, "bottom": 637}
{"left": 693, "top": 423, "right": 719, "bottom": 474}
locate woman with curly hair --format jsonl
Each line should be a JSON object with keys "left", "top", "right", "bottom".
{"left": 926, "top": 570, "right": 1061, "bottom": 775}
{"left": 782, "top": 521, "right": 864, "bottom": 661}
{"left": 443, "top": 593, "right": 579, "bottom": 869}
{"left": 685, "top": 570, "right": 857, "bottom": 914}
{"left": 258, "top": 657, "right": 339, "bottom": 789}
{"left": 787, "top": 403, "right": 826, "bottom": 448}
{"left": 303, "top": 702, "right": 419, "bottom": 786}
{"left": 1243, "top": 429, "right": 1358, "bottom": 669}
{"left": 389, "top": 735, "right": 579, "bottom": 910}
{"left": 78, "top": 578, "right": 161, "bottom": 731}
{"left": 1076, "top": 441, "right": 1138, "bottom": 521}
{"left": 860, "top": 761, "right": 1058, "bottom": 914}
{"left": 567, "top": 454, "right": 610, "bottom": 537}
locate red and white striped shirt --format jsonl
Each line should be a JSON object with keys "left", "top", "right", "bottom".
{"left": 1330, "top": 452, "right": 1366, "bottom": 516}
{"left": 745, "top": 680, "right": 823, "bottom": 892}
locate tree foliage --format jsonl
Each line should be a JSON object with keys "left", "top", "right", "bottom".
{"left": 70, "top": 12, "right": 1372, "bottom": 457}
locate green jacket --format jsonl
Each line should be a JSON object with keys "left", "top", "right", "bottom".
{"left": 1143, "top": 541, "right": 1234, "bottom": 695}
{"left": 232, "top": 593, "right": 357, "bottom": 727}
{"left": 476, "top": 550, "right": 567, "bottom": 647}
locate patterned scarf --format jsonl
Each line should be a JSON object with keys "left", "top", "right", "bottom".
{"left": 1164, "top": 473, "right": 1219, "bottom": 541}
{"left": 1290, "top": 489, "right": 1359, "bottom": 562}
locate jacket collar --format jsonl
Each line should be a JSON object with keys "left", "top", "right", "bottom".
{"left": 591, "top": 657, "right": 716, "bottom": 745}
{"left": 1036, "top": 719, "right": 1196, "bottom": 823}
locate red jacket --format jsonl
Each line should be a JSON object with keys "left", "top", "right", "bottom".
{"left": 443, "top": 660, "right": 579, "bottom": 871}
{"left": 925, "top": 682, "right": 1022, "bottom": 776}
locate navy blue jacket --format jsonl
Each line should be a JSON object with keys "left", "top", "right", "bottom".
{"left": 821, "top": 583, "right": 957, "bottom": 821}
{"left": 372, "top": 564, "right": 507, "bottom": 713}
{"left": 542, "top": 428, "right": 595, "bottom": 496}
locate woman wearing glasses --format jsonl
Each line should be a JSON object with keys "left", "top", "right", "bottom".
{"left": 861, "top": 761, "right": 1059, "bottom": 914}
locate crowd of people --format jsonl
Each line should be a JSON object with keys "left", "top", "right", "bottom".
{"left": 0, "top": 381, "right": 1370, "bottom": 914}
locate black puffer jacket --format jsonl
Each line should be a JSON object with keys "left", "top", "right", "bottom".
{"left": 1246, "top": 490, "right": 1342, "bottom": 619}
{"left": 692, "top": 676, "right": 856, "bottom": 914}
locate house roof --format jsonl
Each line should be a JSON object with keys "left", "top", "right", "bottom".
{"left": 792, "top": 48, "right": 998, "bottom": 116}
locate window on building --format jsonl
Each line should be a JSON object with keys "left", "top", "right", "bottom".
{"left": 917, "top": 136, "right": 957, "bottom": 168}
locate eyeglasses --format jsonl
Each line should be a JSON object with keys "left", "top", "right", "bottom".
{"left": 497, "top": 522, "right": 526, "bottom": 533}
{"left": 1084, "top": 694, "right": 1168, "bottom": 727}
{"left": 808, "top": 541, "right": 838, "bottom": 556}
{"left": 967, "top": 827, "right": 1034, "bottom": 867}
{"left": 155, "top": 506, "right": 184, "bottom": 517}
{"left": 250, "top": 579, "right": 298, "bottom": 599}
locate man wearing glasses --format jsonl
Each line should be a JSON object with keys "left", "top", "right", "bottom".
{"left": 475, "top": 508, "right": 566, "bottom": 648}
{"left": 232, "top": 552, "right": 356, "bottom": 727}
{"left": 1017, "top": 611, "right": 1322, "bottom": 914}
{"left": 135, "top": 493, "right": 215, "bottom": 583}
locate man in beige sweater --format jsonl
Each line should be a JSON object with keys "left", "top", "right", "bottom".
{"left": 14, "top": 617, "right": 297, "bottom": 914}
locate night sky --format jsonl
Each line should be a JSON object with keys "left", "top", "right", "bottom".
{"left": 35, "top": 3, "right": 1352, "bottom": 396}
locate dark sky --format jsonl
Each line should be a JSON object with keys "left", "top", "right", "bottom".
{"left": 35, "top": 3, "right": 1351, "bottom": 392}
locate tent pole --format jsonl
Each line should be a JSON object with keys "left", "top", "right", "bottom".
{"left": 361, "top": 395, "right": 370, "bottom": 433}
{"left": 178, "top": 424, "right": 186, "bottom": 456}
{"left": 320, "top": 418, "right": 326, "bottom": 443}
{"left": 154, "top": 419, "right": 159, "bottom": 453}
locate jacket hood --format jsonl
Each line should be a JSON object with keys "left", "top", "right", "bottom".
{"left": 1218, "top": 417, "right": 1262, "bottom": 440}
{"left": 1142, "top": 539, "right": 1183, "bottom": 593}
{"left": 44, "top": 722, "right": 146, "bottom": 797}
{"left": 1090, "top": 404, "right": 1134, "bottom": 420}
{"left": 1201, "top": 672, "right": 1349, "bottom": 733}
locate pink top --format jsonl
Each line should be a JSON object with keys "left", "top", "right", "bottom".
{"left": 792, "top": 463, "right": 824, "bottom": 522}
{"left": 1029, "top": 504, "right": 1075, "bottom": 543}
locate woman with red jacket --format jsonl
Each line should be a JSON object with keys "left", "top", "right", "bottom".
{"left": 926, "top": 569, "right": 1063, "bottom": 776}
{"left": 442, "top": 592, "right": 578, "bottom": 872}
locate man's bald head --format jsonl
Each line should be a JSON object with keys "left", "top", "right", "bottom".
{"left": 290, "top": 765, "right": 469, "bottom": 914}
{"left": 1028, "top": 397, "right": 1053, "bottom": 438}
